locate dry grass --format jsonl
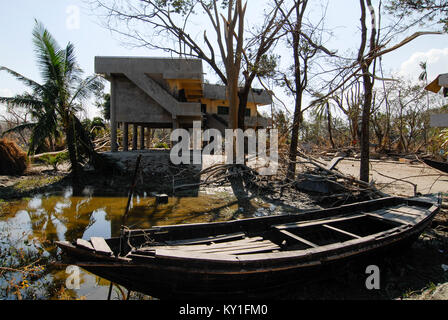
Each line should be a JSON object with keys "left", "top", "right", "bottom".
{"left": 0, "top": 138, "right": 28, "bottom": 175}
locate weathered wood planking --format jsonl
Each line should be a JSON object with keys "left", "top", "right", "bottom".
{"left": 274, "top": 213, "right": 366, "bottom": 230}
{"left": 148, "top": 237, "right": 266, "bottom": 252}
{"left": 76, "top": 239, "right": 94, "bottom": 251}
{"left": 195, "top": 242, "right": 279, "bottom": 254}
{"left": 90, "top": 237, "right": 114, "bottom": 256}
{"left": 275, "top": 228, "right": 318, "bottom": 248}
{"left": 388, "top": 205, "right": 427, "bottom": 216}
{"left": 368, "top": 210, "right": 417, "bottom": 225}
{"left": 159, "top": 243, "right": 281, "bottom": 256}
{"left": 163, "top": 232, "right": 246, "bottom": 246}
{"left": 149, "top": 239, "right": 279, "bottom": 255}
{"left": 322, "top": 224, "right": 362, "bottom": 239}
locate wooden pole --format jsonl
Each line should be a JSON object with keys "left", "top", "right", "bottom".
{"left": 121, "top": 154, "right": 142, "bottom": 226}
{"left": 118, "top": 154, "right": 143, "bottom": 256}
{"left": 107, "top": 282, "right": 113, "bottom": 300}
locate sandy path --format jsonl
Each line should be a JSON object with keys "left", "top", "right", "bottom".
{"left": 334, "top": 158, "right": 448, "bottom": 196}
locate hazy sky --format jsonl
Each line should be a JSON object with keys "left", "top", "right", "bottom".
{"left": 0, "top": 0, "right": 447, "bottom": 118}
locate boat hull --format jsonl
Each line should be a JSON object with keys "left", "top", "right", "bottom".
{"left": 56, "top": 196, "right": 440, "bottom": 299}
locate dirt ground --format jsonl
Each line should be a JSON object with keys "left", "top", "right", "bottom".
{"left": 334, "top": 158, "right": 448, "bottom": 197}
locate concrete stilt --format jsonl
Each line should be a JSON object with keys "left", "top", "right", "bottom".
{"left": 110, "top": 78, "right": 118, "bottom": 152}
{"left": 123, "top": 122, "right": 129, "bottom": 151}
{"left": 132, "top": 125, "right": 138, "bottom": 150}
{"left": 140, "top": 126, "right": 145, "bottom": 150}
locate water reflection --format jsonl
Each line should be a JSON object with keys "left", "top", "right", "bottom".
{"left": 0, "top": 188, "right": 266, "bottom": 299}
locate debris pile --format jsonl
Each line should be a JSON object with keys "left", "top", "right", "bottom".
{"left": 0, "top": 138, "right": 28, "bottom": 175}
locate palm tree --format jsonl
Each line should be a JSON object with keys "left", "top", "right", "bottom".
{"left": 0, "top": 20, "right": 103, "bottom": 183}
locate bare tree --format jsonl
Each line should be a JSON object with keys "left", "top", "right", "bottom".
{"left": 308, "top": 1, "right": 441, "bottom": 182}
{"left": 274, "top": 0, "right": 335, "bottom": 179}
{"left": 90, "top": 0, "right": 294, "bottom": 131}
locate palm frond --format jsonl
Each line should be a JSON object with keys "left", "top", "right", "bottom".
{"left": 0, "top": 66, "right": 43, "bottom": 92}
{"left": 32, "top": 20, "right": 65, "bottom": 86}
{"left": 0, "top": 95, "right": 44, "bottom": 110}
{"left": 69, "top": 75, "right": 104, "bottom": 105}
{"left": 27, "top": 108, "right": 59, "bottom": 155}
{"left": 1, "top": 122, "right": 37, "bottom": 137}
{"left": 63, "top": 42, "right": 82, "bottom": 80}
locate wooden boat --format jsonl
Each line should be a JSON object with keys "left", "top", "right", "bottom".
{"left": 56, "top": 196, "right": 440, "bottom": 299}
{"left": 423, "top": 158, "right": 448, "bottom": 174}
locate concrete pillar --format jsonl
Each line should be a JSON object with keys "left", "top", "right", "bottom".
{"left": 140, "top": 126, "right": 145, "bottom": 150}
{"left": 171, "top": 118, "right": 179, "bottom": 148}
{"left": 123, "top": 122, "right": 129, "bottom": 151}
{"left": 172, "top": 118, "right": 179, "bottom": 130}
{"left": 110, "top": 77, "right": 118, "bottom": 152}
{"left": 132, "top": 124, "right": 138, "bottom": 150}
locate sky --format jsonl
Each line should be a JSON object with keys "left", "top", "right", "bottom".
{"left": 0, "top": 0, "right": 447, "bottom": 119}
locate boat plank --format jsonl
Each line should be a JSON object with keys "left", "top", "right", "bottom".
{"left": 90, "top": 237, "right": 113, "bottom": 256}
{"left": 274, "top": 213, "right": 366, "bottom": 230}
{"left": 388, "top": 206, "right": 427, "bottom": 216}
{"left": 155, "top": 249, "right": 240, "bottom": 262}
{"left": 157, "top": 240, "right": 278, "bottom": 254}
{"left": 76, "top": 239, "right": 94, "bottom": 251}
{"left": 157, "top": 243, "right": 280, "bottom": 256}
{"left": 367, "top": 211, "right": 416, "bottom": 225}
{"left": 206, "top": 244, "right": 280, "bottom": 255}
{"left": 322, "top": 224, "right": 362, "bottom": 239}
{"left": 199, "top": 242, "right": 280, "bottom": 254}
{"left": 140, "top": 237, "right": 266, "bottom": 252}
{"left": 164, "top": 232, "right": 246, "bottom": 246}
{"left": 276, "top": 228, "right": 318, "bottom": 248}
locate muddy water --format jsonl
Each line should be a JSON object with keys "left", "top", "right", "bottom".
{"left": 0, "top": 188, "right": 273, "bottom": 300}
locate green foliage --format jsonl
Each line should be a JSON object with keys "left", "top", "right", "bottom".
{"left": 386, "top": 0, "right": 448, "bottom": 32}
{"left": 0, "top": 233, "right": 47, "bottom": 300}
{"left": 154, "top": 0, "right": 196, "bottom": 15}
{"left": 96, "top": 93, "right": 110, "bottom": 121}
{"left": 154, "top": 142, "right": 170, "bottom": 149}
{"left": 38, "top": 152, "right": 69, "bottom": 171}
{"left": 247, "top": 54, "right": 279, "bottom": 78}
{"left": 82, "top": 117, "right": 106, "bottom": 140}
{"left": 0, "top": 21, "right": 104, "bottom": 177}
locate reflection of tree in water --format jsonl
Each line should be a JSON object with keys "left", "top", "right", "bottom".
{"left": 26, "top": 196, "right": 97, "bottom": 256}
{"left": 106, "top": 194, "right": 253, "bottom": 235}
{"left": 5, "top": 194, "right": 102, "bottom": 299}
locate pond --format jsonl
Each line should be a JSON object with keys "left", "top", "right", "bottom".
{"left": 0, "top": 187, "right": 277, "bottom": 300}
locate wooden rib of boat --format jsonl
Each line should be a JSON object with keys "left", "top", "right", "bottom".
{"left": 56, "top": 195, "right": 440, "bottom": 299}
{"left": 423, "top": 158, "right": 448, "bottom": 174}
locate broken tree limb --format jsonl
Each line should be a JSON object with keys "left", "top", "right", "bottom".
{"left": 370, "top": 168, "right": 418, "bottom": 197}
{"left": 296, "top": 150, "right": 388, "bottom": 197}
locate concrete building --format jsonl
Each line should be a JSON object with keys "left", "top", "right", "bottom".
{"left": 426, "top": 73, "right": 448, "bottom": 128}
{"left": 95, "top": 57, "right": 273, "bottom": 152}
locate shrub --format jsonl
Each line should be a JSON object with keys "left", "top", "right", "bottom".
{"left": 154, "top": 142, "right": 169, "bottom": 149}
{"left": 38, "top": 152, "right": 69, "bottom": 171}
